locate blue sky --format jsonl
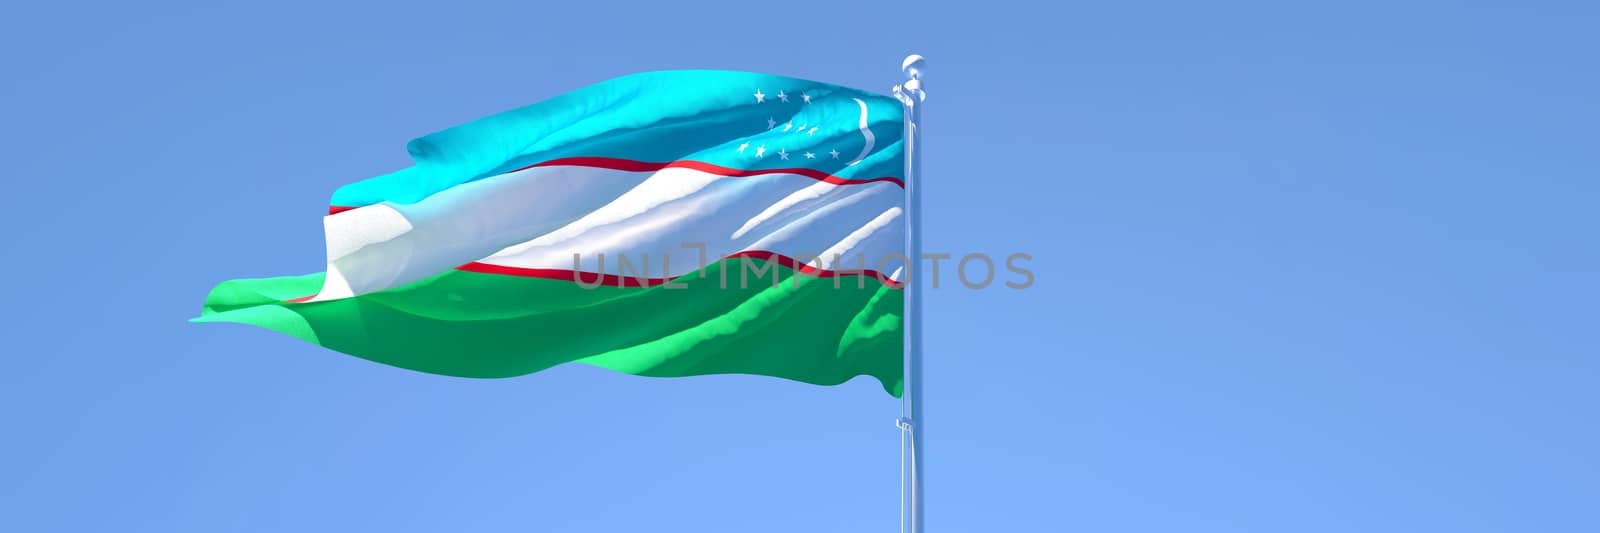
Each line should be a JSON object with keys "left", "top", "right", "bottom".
{"left": 2, "top": 1, "right": 1596, "bottom": 531}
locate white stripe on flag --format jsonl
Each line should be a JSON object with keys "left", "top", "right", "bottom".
{"left": 310, "top": 163, "right": 905, "bottom": 301}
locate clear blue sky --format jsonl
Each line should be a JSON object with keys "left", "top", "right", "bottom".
{"left": 3, "top": 1, "right": 1595, "bottom": 531}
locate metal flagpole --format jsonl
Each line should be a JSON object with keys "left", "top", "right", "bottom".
{"left": 894, "top": 54, "right": 927, "bottom": 533}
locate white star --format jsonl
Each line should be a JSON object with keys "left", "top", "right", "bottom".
{"left": 829, "top": 149, "right": 841, "bottom": 159}
{"left": 777, "top": 90, "right": 789, "bottom": 103}
{"left": 804, "top": 151, "right": 816, "bottom": 159}
{"left": 783, "top": 122, "right": 793, "bottom": 132}
{"left": 756, "top": 145, "right": 766, "bottom": 158}
{"left": 737, "top": 142, "right": 749, "bottom": 153}
{"left": 767, "top": 116, "right": 776, "bottom": 129}
{"left": 802, "top": 93, "right": 812, "bottom": 104}
{"left": 778, "top": 148, "right": 789, "bottom": 160}
{"left": 753, "top": 90, "right": 766, "bottom": 103}
{"left": 806, "top": 127, "right": 818, "bottom": 136}
{"left": 795, "top": 123, "right": 806, "bottom": 133}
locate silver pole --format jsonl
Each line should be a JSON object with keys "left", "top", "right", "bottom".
{"left": 894, "top": 54, "right": 927, "bottom": 533}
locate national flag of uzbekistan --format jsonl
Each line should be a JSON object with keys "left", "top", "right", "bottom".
{"left": 197, "top": 70, "right": 907, "bottom": 396}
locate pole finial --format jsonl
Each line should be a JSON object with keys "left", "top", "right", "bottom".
{"left": 894, "top": 54, "right": 927, "bottom": 104}
{"left": 902, "top": 54, "right": 926, "bottom": 80}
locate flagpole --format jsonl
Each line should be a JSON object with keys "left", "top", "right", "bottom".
{"left": 894, "top": 54, "right": 927, "bottom": 533}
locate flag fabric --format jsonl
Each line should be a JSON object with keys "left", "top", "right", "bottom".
{"left": 197, "top": 70, "right": 907, "bottom": 396}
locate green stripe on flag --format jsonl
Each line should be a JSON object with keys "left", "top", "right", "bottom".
{"left": 197, "top": 259, "right": 903, "bottom": 397}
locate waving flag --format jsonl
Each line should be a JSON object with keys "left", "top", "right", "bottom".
{"left": 197, "top": 70, "right": 907, "bottom": 396}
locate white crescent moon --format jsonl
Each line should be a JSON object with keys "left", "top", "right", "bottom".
{"left": 846, "top": 97, "right": 875, "bottom": 166}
